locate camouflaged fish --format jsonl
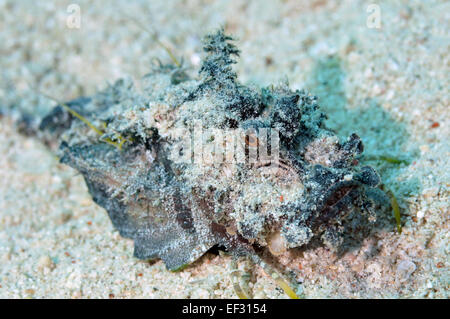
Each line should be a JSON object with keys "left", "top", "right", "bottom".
{"left": 39, "top": 29, "right": 382, "bottom": 271}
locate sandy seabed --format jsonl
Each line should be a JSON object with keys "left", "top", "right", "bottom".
{"left": 0, "top": 0, "right": 448, "bottom": 298}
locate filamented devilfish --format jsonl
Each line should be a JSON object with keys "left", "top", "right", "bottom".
{"left": 39, "top": 29, "right": 386, "bottom": 291}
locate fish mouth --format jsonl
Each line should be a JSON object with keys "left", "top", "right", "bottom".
{"left": 308, "top": 165, "right": 380, "bottom": 231}
{"left": 311, "top": 181, "right": 360, "bottom": 231}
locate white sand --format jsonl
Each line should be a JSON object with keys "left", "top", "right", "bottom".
{"left": 0, "top": 0, "right": 448, "bottom": 298}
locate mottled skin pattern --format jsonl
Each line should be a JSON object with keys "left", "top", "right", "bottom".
{"left": 41, "top": 29, "right": 382, "bottom": 271}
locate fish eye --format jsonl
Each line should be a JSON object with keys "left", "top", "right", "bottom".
{"left": 245, "top": 133, "right": 259, "bottom": 147}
